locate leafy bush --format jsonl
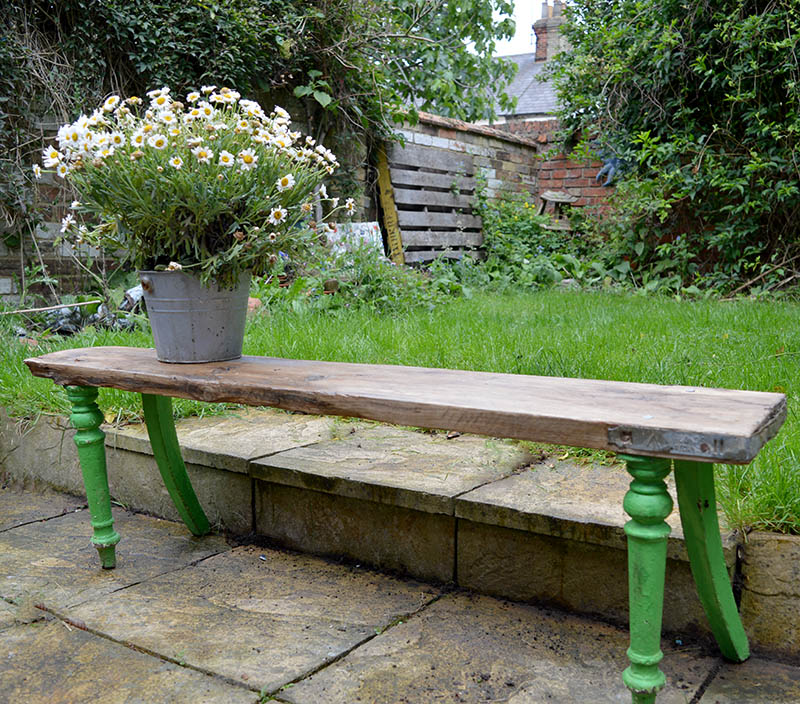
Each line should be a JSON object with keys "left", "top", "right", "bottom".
{"left": 251, "top": 237, "right": 451, "bottom": 315}
{"left": 551, "top": 0, "right": 800, "bottom": 294}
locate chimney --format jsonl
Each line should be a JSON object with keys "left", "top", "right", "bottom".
{"left": 533, "top": 1, "right": 568, "bottom": 62}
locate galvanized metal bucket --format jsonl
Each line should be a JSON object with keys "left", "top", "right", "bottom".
{"left": 139, "top": 270, "right": 250, "bottom": 363}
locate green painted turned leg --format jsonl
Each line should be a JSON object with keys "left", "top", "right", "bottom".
{"left": 621, "top": 455, "right": 673, "bottom": 704}
{"left": 67, "top": 386, "right": 120, "bottom": 569}
{"left": 674, "top": 460, "right": 749, "bottom": 662}
{"left": 141, "top": 394, "right": 210, "bottom": 536}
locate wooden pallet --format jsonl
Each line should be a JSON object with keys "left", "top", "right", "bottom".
{"left": 386, "top": 142, "right": 483, "bottom": 263}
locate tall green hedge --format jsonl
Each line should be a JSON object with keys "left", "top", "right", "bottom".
{"left": 552, "top": 0, "right": 800, "bottom": 291}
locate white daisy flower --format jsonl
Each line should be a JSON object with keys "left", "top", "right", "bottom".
{"left": 146, "top": 88, "right": 164, "bottom": 99}
{"left": 238, "top": 149, "right": 258, "bottom": 170}
{"left": 201, "top": 84, "right": 216, "bottom": 94}
{"left": 158, "top": 110, "right": 177, "bottom": 125}
{"left": 301, "top": 201, "right": 313, "bottom": 214}
{"left": 166, "top": 261, "right": 182, "bottom": 271}
{"left": 169, "top": 155, "right": 183, "bottom": 170}
{"left": 126, "top": 96, "right": 143, "bottom": 105}
{"left": 130, "top": 131, "right": 146, "bottom": 147}
{"left": 147, "top": 134, "right": 168, "bottom": 150}
{"left": 218, "top": 151, "right": 235, "bottom": 167}
{"left": 267, "top": 207, "right": 288, "bottom": 225}
{"left": 186, "top": 91, "right": 201, "bottom": 103}
{"left": 109, "top": 131, "right": 125, "bottom": 146}
{"left": 319, "top": 184, "right": 328, "bottom": 199}
{"left": 191, "top": 145, "right": 213, "bottom": 163}
{"left": 42, "top": 146, "right": 61, "bottom": 167}
{"left": 102, "top": 95, "right": 121, "bottom": 112}
{"left": 344, "top": 198, "right": 356, "bottom": 216}
{"left": 275, "top": 173, "right": 295, "bottom": 191}
{"left": 151, "top": 94, "right": 171, "bottom": 110}
{"left": 198, "top": 101, "right": 215, "bottom": 119}
{"left": 71, "top": 200, "right": 81, "bottom": 209}
{"left": 274, "top": 105, "right": 290, "bottom": 120}
{"left": 60, "top": 213, "right": 75, "bottom": 233}
{"left": 56, "top": 163, "right": 70, "bottom": 178}
{"left": 330, "top": 197, "right": 340, "bottom": 207}
{"left": 169, "top": 127, "right": 181, "bottom": 137}
{"left": 187, "top": 136, "right": 203, "bottom": 147}
{"left": 32, "top": 164, "right": 42, "bottom": 179}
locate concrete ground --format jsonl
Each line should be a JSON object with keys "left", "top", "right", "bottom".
{"left": 1, "top": 486, "right": 799, "bottom": 704}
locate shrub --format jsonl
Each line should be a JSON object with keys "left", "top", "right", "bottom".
{"left": 551, "top": 0, "right": 800, "bottom": 293}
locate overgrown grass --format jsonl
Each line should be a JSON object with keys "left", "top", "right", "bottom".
{"left": 2, "top": 289, "right": 798, "bottom": 533}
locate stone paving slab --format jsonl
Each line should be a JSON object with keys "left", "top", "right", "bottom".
{"left": 0, "top": 506, "right": 229, "bottom": 609}
{"left": 703, "top": 657, "right": 800, "bottom": 703}
{"left": 0, "top": 488, "right": 84, "bottom": 532}
{"left": 280, "top": 591, "right": 715, "bottom": 704}
{"left": 456, "top": 458, "right": 737, "bottom": 564}
{"left": 107, "top": 408, "right": 335, "bottom": 473}
{"left": 251, "top": 424, "right": 530, "bottom": 514}
{"left": 0, "top": 599, "right": 19, "bottom": 630}
{"left": 0, "top": 619, "right": 258, "bottom": 704}
{"left": 65, "top": 545, "right": 441, "bottom": 693}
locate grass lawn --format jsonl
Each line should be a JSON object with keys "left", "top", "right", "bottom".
{"left": 2, "top": 288, "right": 798, "bottom": 534}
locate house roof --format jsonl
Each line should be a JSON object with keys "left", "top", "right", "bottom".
{"left": 498, "top": 53, "right": 559, "bottom": 117}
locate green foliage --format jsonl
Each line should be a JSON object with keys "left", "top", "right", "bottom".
{"left": 551, "top": 0, "right": 800, "bottom": 293}
{"left": 251, "top": 237, "right": 451, "bottom": 314}
{"left": 1, "top": 0, "right": 517, "bottom": 269}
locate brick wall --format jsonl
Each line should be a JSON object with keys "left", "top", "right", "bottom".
{"left": 496, "top": 118, "right": 609, "bottom": 209}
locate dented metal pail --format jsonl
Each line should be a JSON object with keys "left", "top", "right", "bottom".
{"left": 139, "top": 270, "right": 250, "bottom": 363}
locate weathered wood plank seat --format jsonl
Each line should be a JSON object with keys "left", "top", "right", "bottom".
{"left": 25, "top": 346, "right": 787, "bottom": 704}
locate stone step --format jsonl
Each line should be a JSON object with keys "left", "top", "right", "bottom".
{"left": 8, "top": 407, "right": 793, "bottom": 657}
{"left": 99, "top": 408, "right": 736, "bottom": 639}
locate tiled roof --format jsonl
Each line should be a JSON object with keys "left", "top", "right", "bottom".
{"left": 498, "top": 53, "right": 559, "bottom": 117}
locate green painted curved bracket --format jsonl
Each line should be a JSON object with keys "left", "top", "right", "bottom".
{"left": 141, "top": 394, "right": 210, "bottom": 536}
{"left": 674, "top": 460, "right": 749, "bottom": 662}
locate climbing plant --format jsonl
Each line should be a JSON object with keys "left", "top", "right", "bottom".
{"left": 551, "top": 0, "right": 800, "bottom": 292}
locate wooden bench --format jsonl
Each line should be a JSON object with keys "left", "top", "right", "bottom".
{"left": 25, "top": 346, "right": 786, "bottom": 704}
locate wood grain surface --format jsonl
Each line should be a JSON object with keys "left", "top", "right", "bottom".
{"left": 25, "top": 347, "right": 786, "bottom": 463}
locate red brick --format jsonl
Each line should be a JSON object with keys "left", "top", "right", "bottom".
{"left": 550, "top": 169, "right": 567, "bottom": 179}
{"left": 584, "top": 186, "right": 612, "bottom": 197}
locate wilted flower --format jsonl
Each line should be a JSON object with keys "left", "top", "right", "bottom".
{"left": 60, "top": 213, "right": 75, "bottom": 233}
{"left": 166, "top": 261, "right": 182, "bottom": 271}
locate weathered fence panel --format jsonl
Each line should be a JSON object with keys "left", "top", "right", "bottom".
{"left": 386, "top": 141, "right": 483, "bottom": 263}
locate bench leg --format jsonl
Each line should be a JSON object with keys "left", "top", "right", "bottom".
{"left": 141, "top": 394, "right": 210, "bottom": 536}
{"left": 674, "top": 460, "right": 749, "bottom": 662}
{"left": 67, "top": 386, "right": 121, "bottom": 569}
{"left": 621, "top": 454, "right": 673, "bottom": 704}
